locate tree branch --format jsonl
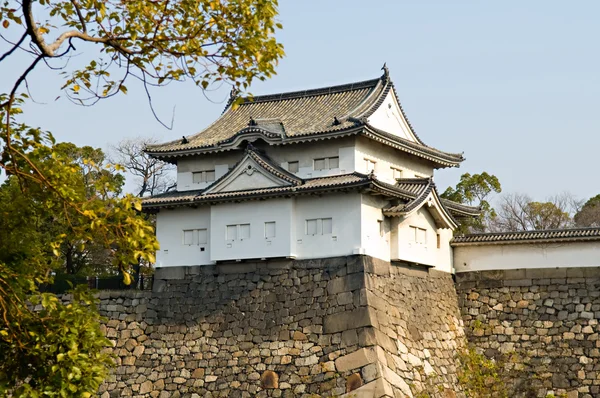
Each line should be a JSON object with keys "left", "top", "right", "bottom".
{"left": 0, "top": 31, "right": 28, "bottom": 63}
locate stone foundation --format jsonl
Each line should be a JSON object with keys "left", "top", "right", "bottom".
{"left": 456, "top": 267, "right": 600, "bottom": 398}
{"left": 96, "top": 256, "right": 466, "bottom": 397}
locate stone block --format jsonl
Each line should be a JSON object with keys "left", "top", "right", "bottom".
{"left": 338, "top": 377, "right": 393, "bottom": 398}
{"left": 327, "top": 273, "right": 365, "bottom": 295}
{"left": 364, "top": 257, "right": 391, "bottom": 276}
{"left": 216, "top": 262, "right": 257, "bottom": 274}
{"left": 324, "top": 307, "right": 377, "bottom": 334}
{"left": 335, "top": 347, "right": 378, "bottom": 372}
{"left": 504, "top": 279, "right": 532, "bottom": 287}
{"left": 154, "top": 267, "right": 186, "bottom": 280}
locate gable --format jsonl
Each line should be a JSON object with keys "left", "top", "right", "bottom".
{"left": 367, "top": 90, "right": 420, "bottom": 143}
{"left": 202, "top": 155, "right": 293, "bottom": 195}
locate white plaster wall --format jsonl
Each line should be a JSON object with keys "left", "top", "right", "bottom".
{"left": 155, "top": 207, "right": 213, "bottom": 267}
{"left": 258, "top": 138, "right": 356, "bottom": 179}
{"left": 367, "top": 91, "right": 418, "bottom": 142}
{"left": 360, "top": 195, "right": 391, "bottom": 261}
{"left": 454, "top": 242, "right": 600, "bottom": 273}
{"left": 210, "top": 199, "right": 294, "bottom": 262}
{"left": 294, "top": 193, "right": 362, "bottom": 259}
{"left": 354, "top": 137, "right": 434, "bottom": 184}
{"left": 391, "top": 207, "right": 452, "bottom": 272}
{"left": 177, "top": 152, "right": 242, "bottom": 191}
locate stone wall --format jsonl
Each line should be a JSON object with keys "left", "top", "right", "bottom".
{"left": 96, "top": 256, "right": 466, "bottom": 398}
{"left": 456, "top": 267, "right": 600, "bottom": 398}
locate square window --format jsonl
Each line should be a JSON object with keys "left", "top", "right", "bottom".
{"left": 328, "top": 157, "right": 339, "bottom": 169}
{"left": 192, "top": 172, "right": 204, "bottom": 184}
{"left": 183, "top": 230, "right": 194, "bottom": 245}
{"left": 226, "top": 225, "right": 237, "bottom": 240}
{"left": 306, "top": 219, "right": 318, "bottom": 235}
{"left": 240, "top": 224, "right": 251, "bottom": 239}
{"left": 365, "top": 159, "right": 376, "bottom": 172}
{"left": 205, "top": 171, "right": 216, "bottom": 182}
{"left": 265, "top": 222, "right": 276, "bottom": 238}
{"left": 198, "top": 229, "right": 208, "bottom": 245}
{"left": 322, "top": 218, "right": 333, "bottom": 234}
{"left": 288, "top": 161, "right": 299, "bottom": 173}
{"left": 314, "top": 158, "right": 325, "bottom": 171}
{"left": 391, "top": 167, "right": 402, "bottom": 179}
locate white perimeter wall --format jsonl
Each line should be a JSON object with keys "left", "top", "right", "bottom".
{"left": 293, "top": 193, "right": 362, "bottom": 259}
{"left": 454, "top": 242, "right": 600, "bottom": 272}
{"left": 354, "top": 137, "right": 434, "bottom": 184}
{"left": 155, "top": 207, "right": 212, "bottom": 267}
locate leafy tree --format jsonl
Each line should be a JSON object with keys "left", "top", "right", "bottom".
{"left": 0, "top": 0, "right": 283, "bottom": 394}
{"left": 441, "top": 172, "right": 502, "bottom": 233}
{"left": 574, "top": 194, "right": 600, "bottom": 227}
{"left": 492, "top": 193, "right": 575, "bottom": 231}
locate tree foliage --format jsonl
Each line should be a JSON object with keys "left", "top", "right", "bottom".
{"left": 0, "top": 0, "right": 284, "bottom": 394}
{"left": 0, "top": 142, "right": 126, "bottom": 276}
{"left": 574, "top": 194, "right": 600, "bottom": 227}
{"left": 492, "top": 192, "right": 576, "bottom": 232}
{"left": 441, "top": 172, "right": 502, "bottom": 233}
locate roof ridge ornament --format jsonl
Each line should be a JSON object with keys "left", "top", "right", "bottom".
{"left": 381, "top": 62, "right": 389, "bottom": 82}
{"left": 248, "top": 117, "right": 257, "bottom": 126}
{"left": 230, "top": 86, "right": 240, "bottom": 101}
{"left": 181, "top": 136, "right": 189, "bottom": 144}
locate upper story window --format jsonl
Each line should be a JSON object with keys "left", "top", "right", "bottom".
{"left": 288, "top": 161, "right": 299, "bottom": 173}
{"left": 391, "top": 167, "right": 402, "bottom": 179}
{"left": 183, "top": 228, "right": 208, "bottom": 245}
{"left": 226, "top": 223, "right": 250, "bottom": 241}
{"left": 314, "top": 157, "right": 339, "bottom": 171}
{"left": 378, "top": 220, "right": 384, "bottom": 237}
{"left": 365, "top": 158, "right": 376, "bottom": 173}
{"left": 193, "top": 170, "right": 216, "bottom": 184}
{"left": 410, "top": 226, "right": 427, "bottom": 245}
{"left": 264, "top": 222, "right": 276, "bottom": 238}
{"left": 306, "top": 218, "right": 333, "bottom": 236}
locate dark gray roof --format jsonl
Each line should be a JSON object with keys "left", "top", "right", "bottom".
{"left": 148, "top": 77, "right": 384, "bottom": 152}
{"left": 452, "top": 227, "right": 600, "bottom": 246}
{"left": 143, "top": 173, "right": 372, "bottom": 209}
{"left": 145, "top": 70, "right": 465, "bottom": 168}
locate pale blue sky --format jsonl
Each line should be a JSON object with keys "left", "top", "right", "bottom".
{"left": 5, "top": 1, "right": 600, "bottom": 201}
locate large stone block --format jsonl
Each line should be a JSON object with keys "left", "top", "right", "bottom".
{"left": 154, "top": 267, "right": 186, "bottom": 280}
{"left": 324, "top": 307, "right": 378, "bottom": 333}
{"left": 327, "top": 273, "right": 365, "bottom": 295}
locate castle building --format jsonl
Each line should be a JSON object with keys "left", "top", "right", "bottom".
{"left": 143, "top": 68, "right": 478, "bottom": 273}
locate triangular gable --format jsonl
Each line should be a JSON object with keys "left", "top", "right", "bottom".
{"left": 383, "top": 183, "right": 458, "bottom": 230}
{"left": 366, "top": 89, "right": 421, "bottom": 143}
{"left": 202, "top": 148, "right": 301, "bottom": 195}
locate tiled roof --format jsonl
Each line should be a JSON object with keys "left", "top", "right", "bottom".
{"left": 145, "top": 69, "right": 465, "bottom": 168}
{"left": 441, "top": 199, "right": 481, "bottom": 217}
{"left": 143, "top": 173, "right": 372, "bottom": 209}
{"left": 147, "top": 77, "right": 385, "bottom": 153}
{"left": 451, "top": 227, "right": 600, "bottom": 246}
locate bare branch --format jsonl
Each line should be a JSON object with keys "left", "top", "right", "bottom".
{"left": 0, "top": 31, "right": 28, "bottom": 63}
